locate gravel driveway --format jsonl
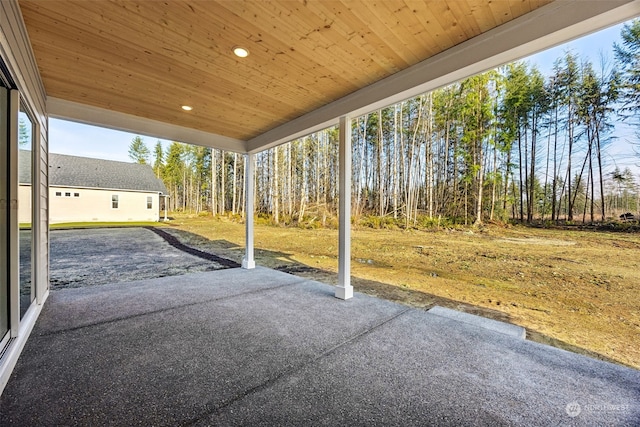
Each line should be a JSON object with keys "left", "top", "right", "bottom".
{"left": 49, "top": 228, "right": 234, "bottom": 289}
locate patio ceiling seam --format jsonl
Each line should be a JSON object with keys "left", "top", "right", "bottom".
{"left": 181, "top": 306, "right": 412, "bottom": 425}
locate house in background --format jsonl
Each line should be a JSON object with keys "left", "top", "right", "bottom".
{"left": 19, "top": 150, "right": 167, "bottom": 223}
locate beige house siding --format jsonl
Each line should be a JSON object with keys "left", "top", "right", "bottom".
{"left": 49, "top": 187, "right": 161, "bottom": 223}
{"left": 18, "top": 185, "right": 160, "bottom": 224}
{"left": 17, "top": 185, "right": 31, "bottom": 224}
{"left": 21, "top": 186, "right": 162, "bottom": 223}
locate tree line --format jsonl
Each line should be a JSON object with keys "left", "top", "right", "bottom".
{"left": 129, "top": 20, "right": 640, "bottom": 226}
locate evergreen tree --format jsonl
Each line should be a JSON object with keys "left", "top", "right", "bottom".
{"left": 18, "top": 118, "right": 30, "bottom": 147}
{"left": 164, "top": 142, "right": 184, "bottom": 210}
{"left": 458, "top": 72, "right": 494, "bottom": 225}
{"left": 128, "top": 136, "right": 150, "bottom": 164}
{"left": 153, "top": 141, "right": 164, "bottom": 178}
{"left": 501, "top": 62, "right": 530, "bottom": 221}
{"left": 558, "top": 52, "right": 581, "bottom": 221}
{"left": 614, "top": 19, "right": 640, "bottom": 124}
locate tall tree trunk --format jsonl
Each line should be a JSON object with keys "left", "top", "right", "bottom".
{"left": 551, "top": 103, "right": 559, "bottom": 222}
{"left": 182, "top": 167, "right": 187, "bottom": 211}
{"left": 570, "top": 146, "right": 590, "bottom": 213}
{"left": 490, "top": 123, "right": 498, "bottom": 221}
{"left": 464, "top": 180, "right": 469, "bottom": 226}
{"left": 595, "top": 119, "right": 606, "bottom": 221}
{"left": 582, "top": 168, "right": 590, "bottom": 223}
{"left": 274, "top": 146, "right": 280, "bottom": 224}
{"left": 503, "top": 149, "right": 511, "bottom": 216}
{"left": 298, "top": 139, "right": 307, "bottom": 222}
{"left": 355, "top": 117, "right": 366, "bottom": 217}
{"left": 588, "top": 125, "right": 595, "bottom": 223}
{"left": 287, "top": 144, "right": 293, "bottom": 217}
{"left": 220, "top": 151, "right": 226, "bottom": 214}
{"left": 407, "top": 97, "right": 424, "bottom": 225}
{"left": 240, "top": 157, "right": 245, "bottom": 217}
{"left": 475, "top": 145, "right": 484, "bottom": 225}
{"left": 528, "top": 115, "right": 537, "bottom": 222}
{"left": 232, "top": 153, "right": 237, "bottom": 215}
{"left": 474, "top": 95, "right": 484, "bottom": 226}
{"left": 542, "top": 115, "right": 552, "bottom": 221}
{"left": 377, "top": 109, "right": 384, "bottom": 217}
{"left": 511, "top": 179, "right": 518, "bottom": 220}
{"left": 211, "top": 149, "right": 218, "bottom": 215}
{"left": 517, "top": 128, "right": 524, "bottom": 222}
{"left": 393, "top": 104, "right": 399, "bottom": 219}
{"left": 427, "top": 93, "right": 434, "bottom": 218}
{"left": 567, "top": 105, "right": 575, "bottom": 221}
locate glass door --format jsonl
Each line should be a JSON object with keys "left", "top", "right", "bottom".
{"left": 0, "top": 85, "right": 9, "bottom": 348}
{"left": 18, "top": 106, "right": 34, "bottom": 318}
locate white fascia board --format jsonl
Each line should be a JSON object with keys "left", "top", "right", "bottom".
{"left": 47, "top": 97, "right": 247, "bottom": 153}
{"left": 247, "top": 0, "right": 640, "bottom": 154}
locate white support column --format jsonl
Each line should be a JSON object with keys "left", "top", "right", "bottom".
{"left": 242, "top": 152, "right": 256, "bottom": 269}
{"left": 336, "top": 116, "right": 353, "bottom": 300}
{"left": 163, "top": 195, "right": 168, "bottom": 221}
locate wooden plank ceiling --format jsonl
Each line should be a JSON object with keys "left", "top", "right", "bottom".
{"left": 19, "top": 0, "right": 552, "bottom": 143}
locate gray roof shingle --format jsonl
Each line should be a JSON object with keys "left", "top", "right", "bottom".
{"left": 19, "top": 150, "right": 167, "bottom": 194}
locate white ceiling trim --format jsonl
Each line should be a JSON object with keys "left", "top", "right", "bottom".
{"left": 47, "top": 97, "right": 246, "bottom": 153}
{"left": 247, "top": 0, "right": 640, "bottom": 153}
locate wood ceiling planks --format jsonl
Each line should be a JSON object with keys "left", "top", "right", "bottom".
{"left": 18, "top": 0, "right": 553, "bottom": 142}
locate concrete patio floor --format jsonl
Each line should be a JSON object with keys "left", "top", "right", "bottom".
{"left": 1, "top": 267, "right": 638, "bottom": 426}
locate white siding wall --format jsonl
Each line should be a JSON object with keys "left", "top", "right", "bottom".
{"left": 50, "top": 187, "right": 160, "bottom": 223}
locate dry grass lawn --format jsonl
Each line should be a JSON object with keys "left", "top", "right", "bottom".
{"left": 165, "top": 214, "right": 640, "bottom": 370}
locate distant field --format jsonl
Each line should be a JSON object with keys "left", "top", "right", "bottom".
{"left": 166, "top": 214, "right": 640, "bottom": 370}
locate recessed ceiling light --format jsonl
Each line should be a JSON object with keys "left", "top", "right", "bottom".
{"left": 233, "top": 46, "right": 249, "bottom": 58}
{"left": 181, "top": 105, "right": 193, "bottom": 111}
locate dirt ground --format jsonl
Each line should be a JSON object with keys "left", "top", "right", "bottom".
{"left": 49, "top": 228, "right": 229, "bottom": 289}
{"left": 164, "top": 215, "right": 640, "bottom": 370}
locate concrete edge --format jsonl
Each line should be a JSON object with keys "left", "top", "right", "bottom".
{"left": 427, "top": 306, "right": 526, "bottom": 339}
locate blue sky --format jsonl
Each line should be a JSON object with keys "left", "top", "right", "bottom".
{"left": 50, "top": 20, "right": 638, "bottom": 172}
{"left": 532, "top": 23, "right": 623, "bottom": 76}
{"left": 50, "top": 119, "right": 170, "bottom": 163}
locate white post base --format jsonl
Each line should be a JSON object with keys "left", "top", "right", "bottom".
{"left": 242, "top": 259, "right": 256, "bottom": 269}
{"left": 335, "top": 285, "right": 353, "bottom": 300}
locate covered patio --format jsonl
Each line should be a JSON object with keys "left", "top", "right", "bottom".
{"left": 1, "top": 267, "right": 638, "bottom": 425}
{"left": 1, "top": 0, "right": 640, "bottom": 422}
